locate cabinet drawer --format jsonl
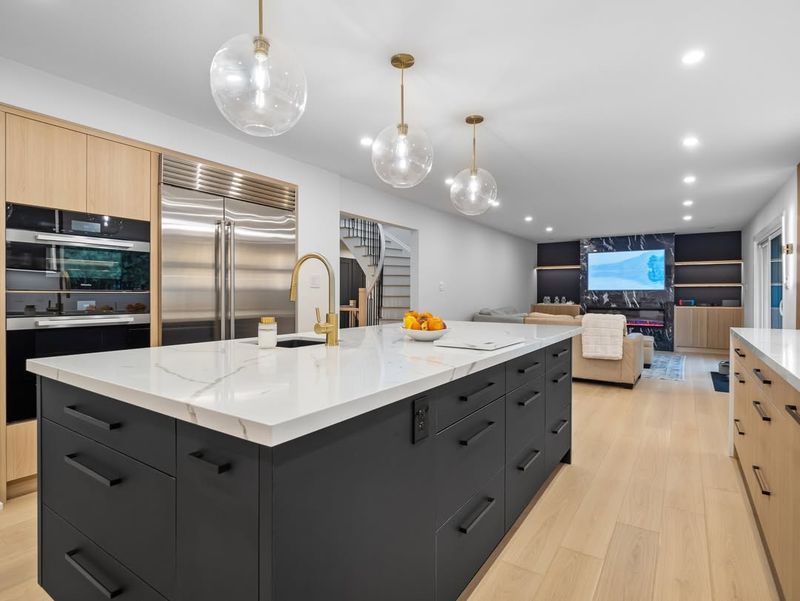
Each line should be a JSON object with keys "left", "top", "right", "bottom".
{"left": 41, "top": 507, "right": 167, "bottom": 601}
{"left": 436, "top": 469, "right": 505, "bottom": 601}
{"left": 41, "top": 419, "right": 176, "bottom": 597}
{"left": 545, "top": 406, "right": 572, "bottom": 473}
{"left": 435, "top": 397, "right": 504, "bottom": 526}
{"left": 41, "top": 378, "right": 176, "bottom": 475}
{"left": 434, "top": 364, "right": 505, "bottom": 432}
{"left": 506, "top": 378, "right": 545, "bottom": 460}
{"left": 505, "top": 349, "right": 544, "bottom": 393}
{"left": 506, "top": 437, "right": 547, "bottom": 528}
{"left": 546, "top": 363, "right": 572, "bottom": 420}
{"left": 545, "top": 338, "right": 572, "bottom": 371}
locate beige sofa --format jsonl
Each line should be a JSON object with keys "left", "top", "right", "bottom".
{"left": 524, "top": 313, "right": 644, "bottom": 388}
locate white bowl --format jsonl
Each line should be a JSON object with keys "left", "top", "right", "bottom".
{"left": 402, "top": 327, "right": 448, "bottom": 342}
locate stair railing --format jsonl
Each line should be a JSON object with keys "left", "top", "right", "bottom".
{"left": 340, "top": 217, "right": 386, "bottom": 326}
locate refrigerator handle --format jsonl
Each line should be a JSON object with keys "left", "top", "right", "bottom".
{"left": 226, "top": 220, "right": 236, "bottom": 339}
{"left": 216, "top": 220, "right": 226, "bottom": 340}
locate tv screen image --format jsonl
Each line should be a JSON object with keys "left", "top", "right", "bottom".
{"left": 587, "top": 249, "right": 666, "bottom": 291}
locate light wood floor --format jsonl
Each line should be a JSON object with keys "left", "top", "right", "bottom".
{"left": 0, "top": 354, "right": 780, "bottom": 601}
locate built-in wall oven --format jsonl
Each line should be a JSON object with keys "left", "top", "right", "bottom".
{"left": 5, "top": 203, "right": 151, "bottom": 423}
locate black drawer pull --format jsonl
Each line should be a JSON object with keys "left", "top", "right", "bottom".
{"left": 553, "top": 349, "right": 569, "bottom": 358}
{"left": 517, "top": 449, "right": 542, "bottom": 472}
{"left": 551, "top": 419, "right": 569, "bottom": 435}
{"left": 734, "top": 418, "right": 745, "bottom": 436}
{"left": 458, "top": 497, "right": 496, "bottom": 534}
{"left": 734, "top": 347, "right": 746, "bottom": 358}
{"left": 552, "top": 372, "right": 569, "bottom": 384}
{"left": 517, "top": 362, "right": 540, "bottom": 374}
{"left": 752, "top": 465, "right": 771, "bottom": 496}
{"left": 64, "top": 405, "right": 121, "bottom": 430}
{"left": 459, "top": 421, "right": 496, "bottom": 446}
{"left": 64, "top": 454, "right": 121, "bottom": 487}
{"left": 459, "top": 382, "right": 495, "bottom": 403}
{"left": 752, "top": 400, "right": 771, "bottom": 422}
{"left": 518, "top": 391, "right": 542, "bottom": 407}
{"left": 188, "top": 450, "right": 231, "bottom": 474}
{"left": 733, "top": 372, "right": 746, "bottom": 384}
{"left": 752, "top": 368, "right": 772, "bottom": 385}
{"left": 786, "top": 405, "right": 800, "bottom": 427}
{"left": 65, "top": 550, "right": 122, "bottom": 599}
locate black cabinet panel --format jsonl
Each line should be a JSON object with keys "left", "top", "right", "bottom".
{"left": 545, "top": 338, "right": 571, "bottom": 372}
{"left": 177, "top": 422, "right": 260, "bottom": 601}
{"left": 506, "top": 438, "right": 547, "bottom": 528}
{"left": 41, "top": 419, "right": 175, "bottom": 597}
{"left": 435, "top": 397, "right": 505, "bottom": 527}
{"left": 505, "top": 378, "right": 545, "bottom": 460}
{"left": 433, "top": 364, "right": 505, "bottom": 432}
{"left": 272, "top": 398, "right": 435, "bottom": 601}
{"left": 435, "top": 469, "right": 505, "bottom": 601}
{"left": 545, "top": 405, "right": 572, "bottom": 473}
{"left": 546, "top": 363, "right": 572, "bottom": 421}
{"left": 41, "top": 507, "right": 167, "bottom": 601}
{"left": 40, "top": 378, "right": 175, "bottom": 475}
{"left": 505, "top": 349, "right": 545, "bottom": 393}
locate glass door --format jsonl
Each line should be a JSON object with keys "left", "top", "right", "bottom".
{"left": 769, "top": 233, "right": 783, "bottom": 328}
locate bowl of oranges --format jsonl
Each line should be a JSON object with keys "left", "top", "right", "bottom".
{"left": 402, "top": 311, "right": 448, "bottom": 341}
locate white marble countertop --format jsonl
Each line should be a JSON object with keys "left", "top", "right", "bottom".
{"left": 27, "top": 321, "right": 581, "bottom": 447}
{"left": 731, "top": 327, "right": 800, "bottom": 392}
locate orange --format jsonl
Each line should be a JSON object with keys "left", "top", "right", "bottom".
{"left": 409, "top": 319, "right": 422, "bottom": 330}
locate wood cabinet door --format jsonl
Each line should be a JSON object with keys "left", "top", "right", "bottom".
{"left": 87, "top": 136, "right": 151, "bottom": 220}
{"left": 6, "top": 114, "right": 87, "bottom": 211}
{"left": 707, "top": 308, "right": 743, "bottom": 350}
{"left": 674, "top": 307, "right": 707, "bottom": 348}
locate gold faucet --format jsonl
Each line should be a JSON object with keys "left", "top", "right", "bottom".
{"left": 289, "top": 252, "right": 338, "bottom": 346}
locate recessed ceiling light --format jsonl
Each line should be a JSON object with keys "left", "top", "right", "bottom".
{"left": 359, "top": 136, "right": 373, "bottom": 147}
{"left": 445, "top": 177, "right": 454, "bottom": 186}
{"left": 524, "top": 216, "right": 533, "bottom": 222}
{"left": 683, "top": 199, "right": 694, "bottom": 207}
{"left": 683, "top": 215, "right": 693, "bottom": 221}
{"left": 683, "top": 175, "right": 697, "bottom": 184}
{"left": 682, "top": 135, "right": 700, "bottom": 149}
{"left": 681, "top": 49, "right": 706, "bottom": 66}
{"left": 545, "top": 226, "right": 553, "bottom": 232}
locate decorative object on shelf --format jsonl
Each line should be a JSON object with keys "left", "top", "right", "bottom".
{"left": 554, "top": 297, "right": 561, "bottom": 304}
{"left": 210, "top": 0, "right": 307, "bottom": 137}
{"left": 561, "top": 296, "right": 567, "bottom": 304}
{"left": 543, "top": 296, "right": 551, "bottom": 303}
{"left": 450, "top": 115, "right": 498, "bottom": 215}
{"left": 371, "top": 53, "right": 433, "bottom": 188}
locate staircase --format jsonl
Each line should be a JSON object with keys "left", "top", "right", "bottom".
{"left": 340, "top": 217, "right": 384, "bottom": 326}
{"left": 380, "top": 233, "right": 412, "bottom": 324}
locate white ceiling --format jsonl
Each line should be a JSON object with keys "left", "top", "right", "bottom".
{"left": 2, "top": 0, "right": 800, "bottom": 242}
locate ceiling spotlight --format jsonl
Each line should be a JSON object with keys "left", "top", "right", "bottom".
{"left": 683, "top": 199, "right": 694, "bottom": 207}
{"left": 683, "top": 215, "right": 693, "bottom": 221}
{"left": 444, "top": 177, "right": 454, "bottom": 185}
{"left": 524, "top": 216, "right": 533, "bottom": 222}
{"left": 683, "top": 175, "right": 697, "bottom": 184}
{"left": 681, "top": 49, "right": 706, "bottom": 66}
{"left": 360, "top": 136, "right": 373, "bottom": 147}
{"left": 682, "top": 135, "right": 700, "bottom": 149}
{"left": 545, "top": 226, "right": 553, "bottom": 232}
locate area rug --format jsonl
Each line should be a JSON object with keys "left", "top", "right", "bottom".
{"left": 642, "top": 352, "right": 686, "bottom": 381}
{"left": 710, "top": 371, "right": 730, "bottom": 393}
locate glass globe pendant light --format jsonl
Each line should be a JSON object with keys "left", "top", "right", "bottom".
{"left": 209, "top": 0, "right": 307, "bottom": 137}
{"left": 450, "top": 115, "right": 497, "bottom": 216}
{"left": 371, "top": 53, "right": 433, "bottom": 188}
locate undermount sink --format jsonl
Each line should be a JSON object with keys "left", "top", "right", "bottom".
{"left": 276, "top": 338, "right": 325, "bottom": 348}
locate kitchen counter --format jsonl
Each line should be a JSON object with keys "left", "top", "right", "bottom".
{"left": 27, "top": 320, "right": 581, "bottom": 447}
{"left": 731, "top": 327, "right": 800, "bottom": 392}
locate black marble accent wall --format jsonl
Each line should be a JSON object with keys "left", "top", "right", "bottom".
{"left": 580, "top": 233, "right": 675, "bottom": 351}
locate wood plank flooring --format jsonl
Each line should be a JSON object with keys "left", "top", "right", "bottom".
{"left": 0, "top": 355, "right": 780, "bottom": 601}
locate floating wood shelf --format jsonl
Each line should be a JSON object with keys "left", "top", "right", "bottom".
{"left": 534, "top": 265, "right": 580, "bottom": 271}
{"left": 674, "top": 260, "right": 743, "bottom": 266}
{"left": 674, "top": 283, "right": 743, "bottom": 288}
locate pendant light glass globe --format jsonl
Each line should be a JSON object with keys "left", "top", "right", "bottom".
{"left": 210, "top": 32, "right": 307, "bottom": 137}
{"left": 450, "top": 168, "right": 497, "bottom": 216}
{"left": 371, "top": 124, "right": 433, "bottom": 188}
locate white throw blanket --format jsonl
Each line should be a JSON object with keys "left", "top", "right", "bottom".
{"left": 581, "top": 313, "right": 627, "bottom": 360}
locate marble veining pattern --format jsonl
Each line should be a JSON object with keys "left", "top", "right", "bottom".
{"left": 27, "top": 321, "right": 581, "bottom": 447}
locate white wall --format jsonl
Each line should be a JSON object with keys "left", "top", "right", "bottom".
{"left": 0, "top": 57, "right": 536, "bottom": 328}
{"left": 742, "top": 170, "right": 797, "bottom": 328}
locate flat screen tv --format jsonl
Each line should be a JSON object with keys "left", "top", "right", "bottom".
{"left": 587, "top": 249, "right": 666, "bottom": 291}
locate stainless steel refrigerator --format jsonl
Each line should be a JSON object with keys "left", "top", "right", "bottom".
{"left": 160, "top": 157, "right": 297, "bottom": 345}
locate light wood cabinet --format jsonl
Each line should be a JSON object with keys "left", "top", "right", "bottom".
{"left": 675, "top": 306, "right": 743, "bottom": 351}
{"left": 87, "top": 136, "right": 151, "bottom": 220}
{"left": 6, "top": 419, "right": 37, "bottom": 481}
{"left": 6, "top": 114, "right": 87, "bottom": 211}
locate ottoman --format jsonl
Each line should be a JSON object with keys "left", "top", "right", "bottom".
{"left": 642, "top": 336, "right": 655, "bottom": 367}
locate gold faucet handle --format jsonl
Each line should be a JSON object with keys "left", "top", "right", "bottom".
{"left": 315, "top": 307, "right": 322, "bottom": 324}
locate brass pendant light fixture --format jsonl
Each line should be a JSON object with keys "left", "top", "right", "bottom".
{"left": 450, "top": 115, "right": 497, "bottom": 216}
{"left": 371, "top": 53, "right": 434, "bottom": 188}
{"left": 210, "top": 0, "right": 307, "bottom": 137}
